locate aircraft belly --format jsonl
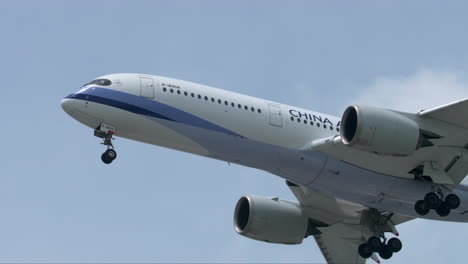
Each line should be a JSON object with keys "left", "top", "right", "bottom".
{"left": 276, "top": 150, "right": 327, "bottom": 186}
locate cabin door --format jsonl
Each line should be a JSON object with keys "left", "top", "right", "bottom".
{"left": 140, "top": 77, "right": 155, "bottom": 99}
{"left": 268, "top": 104, "right": 283, "bottom": 127}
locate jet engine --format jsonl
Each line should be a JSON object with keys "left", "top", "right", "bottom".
{"left": 233, "top": 196, "right": 310, "bottom": 245}
{"left": 340, "top": 105, "right": 422, "bottom": 156}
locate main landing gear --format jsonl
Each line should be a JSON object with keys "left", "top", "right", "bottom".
{"left": 358, "top": 209, "right": 402, "bottom": 261}
{"left": 358, "top": 235, "right": 402, "bottom": 260}
{"left": 410, "top": 160, "right": 462, "bottom": 217}
{"left": 414, "top": 190, "right": 460, "bottom": 217}
{"left": 94, "top": 127, "right": 117, "bottom": 164}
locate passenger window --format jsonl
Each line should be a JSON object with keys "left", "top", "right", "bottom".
{"left": 205, "top": 96, "right": 208, "bottom": 101}
{"left": 303, "top": 120, "right": 307, "bottom": 124}
{"left": 297, "top": 118, "right": 301, "bottom": 123}
{"left": 257, "top": 109, "right": 261, "bottom": 113}
{"left": 163, "top": 88, "right": 167, "bottom": 92}
{"left": 170, "top": 89, "right": 174, "bottom": 93}
{"left": 191, "top": 93, "right": 195, "bottom": 97}
{"left": 317, "top": 123, "right": 321, "bottom": 127}
{"left": 290, "top": 117, "right": 294, "bottom": 121}
{"left": 184, "top": 91, "right": 188, "bottom": 96}
{"left": 244, "top": 106, "right": 248, "bottom": 110}
{"left": 218, "top": 99, "right": 222, "bottom": 104}
{"left": 310, "top": 121, "right": 314, "bottom": 126}
{"left": 225, "top": 101, "right": 228, "bottom": 105}
{"left": 177, "top": 90, "right": 181, "bottom": 95}
{"left": 211, "top": 98, "right": 215, "bottom": 102}
{"left": 231, "top": 102, "right": 235, "bottom": 107}
{"left": 238, "top": 104, "right": 242, "bottom": 109}
{"left": 323, "top": 125, "right": 327, "bottom": 129}
{"left": 198, "top": 94, "right": 201, "bottom": 99}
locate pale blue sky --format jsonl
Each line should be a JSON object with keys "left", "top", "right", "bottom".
{"left": 2, "top": 1, "right": 468, "bottom": 263}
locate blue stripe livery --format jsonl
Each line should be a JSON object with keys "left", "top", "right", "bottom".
{"left": 67, "top": 87, "right": 244, "bottom": 138}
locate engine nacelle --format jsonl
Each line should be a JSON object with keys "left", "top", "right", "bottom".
{"left": 233, "top": 196, "right": 309, "bottom": 245}
{"left": 341, "top": 105, "right": 420, "bottom": 156}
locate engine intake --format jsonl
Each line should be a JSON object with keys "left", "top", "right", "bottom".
{"left": 234, "top": 196, "right": 310, "bottom": 245}
{"left": 341, "top": 105, "right": 421, "bottom": 156}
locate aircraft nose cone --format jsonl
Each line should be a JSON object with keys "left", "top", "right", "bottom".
{"left": 61, "top": 98, "right": 75, "bottom": 116}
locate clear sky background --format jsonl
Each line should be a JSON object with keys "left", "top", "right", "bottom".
{"left": 2, "top": 1, "right": 468, "bottom": 263}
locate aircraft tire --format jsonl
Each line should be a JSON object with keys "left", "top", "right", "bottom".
{"left": 424, "top": 192, "right": 441, "bottom": 209}
{"left": 387, "top": 237, "right": 402, "bottom": 253}
{"left": 358, "top": 243, "right": 372, "bottom": 259}
{"left": 445, "top": 194, "right": 460, "bottom": 209}
{"left": 367, "top": 236, "right": 382, "bottom": 252}
{"left": 414, "top": 200, "right": 430, "bottom": 216}
{"left": 101, "top": 153, "right": 112, "bottom": 164}
{"left": 435, "top": 202, "right": 451, "bottom": 217}
{"left": 378, "top": 245, "right": 393, "bottom": 260}
{"left": 105, "top": 149, "right": 117, "bottom": 161}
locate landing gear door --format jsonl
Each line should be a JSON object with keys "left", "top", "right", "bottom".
{"left": 268, "top": 104, "right": 283, "bottom": 127}
{"left": 140, "top": 77, "right": 155, "bottom": 99}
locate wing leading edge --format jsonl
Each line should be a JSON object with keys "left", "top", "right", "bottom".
{"left": 419, "top": 97, "right": 468, "bottom": 128}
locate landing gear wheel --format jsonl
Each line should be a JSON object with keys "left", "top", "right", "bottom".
{"left": 101, "top": 149, "right": 117, "bottom": 164}
{"left": 445, "top": 194, "right": 460, "bottom": 209}
{"left": 415, "top": 200, "right": 430, "bottom": 216}
{"left": 378, "top": 245, "right": 393, "bottom": 260}
{"left": 367, "top": 236, "right": 382, "bottom": 252}
{"left": 424, "top": 192, "right": 441, "bottom": 209}
{"left": 387, "top": 237, "right": 402, "bottom": 253}
{"left": 435, "top": 202, "right": 451, "bottom": 217}
{"left": 101, "top": 153, "right": 112, "bottom": 164}
{"left": 105, "top": 149, "right": 117, "bottom": 160}
{"left": 358, "top": 243, "right": 372, "bottom": 259}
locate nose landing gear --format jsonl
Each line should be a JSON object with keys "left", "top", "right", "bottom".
{"left": 95, "top": 126, "right": 117, "bottom": 164}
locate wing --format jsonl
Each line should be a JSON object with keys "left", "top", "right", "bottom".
{"left": 287, "top": 181, "right": 413, "bottom": 264}
{"left": 308, "top": 135, "right": 468, "bottom": 187}
{"left": 305, "top": 99, "right": 468, "bottom": 187}
{"left": 419, "top": 97, "right": 468, "bottom": 128}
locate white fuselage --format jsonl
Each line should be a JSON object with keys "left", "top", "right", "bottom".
{"left": 61, "top": 73, "right": 468, "bottom": 222}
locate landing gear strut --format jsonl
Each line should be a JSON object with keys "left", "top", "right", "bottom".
{"left": 95, "top": 127, "right": 117, "bottom": 164}
{"left": 414, "top": 188, "right": 460, "bottom": 217}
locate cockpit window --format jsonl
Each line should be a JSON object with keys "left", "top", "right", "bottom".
{"left": 82, "top": 78, "right": 112, "bottom": 87}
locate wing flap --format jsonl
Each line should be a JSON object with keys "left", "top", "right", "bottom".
{"left": 314, "top": 223, "right": 366, "bottom": 264}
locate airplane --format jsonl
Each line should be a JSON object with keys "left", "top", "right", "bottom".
{"left": 61, "top": 73, "right": 468, "bottom": 263}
